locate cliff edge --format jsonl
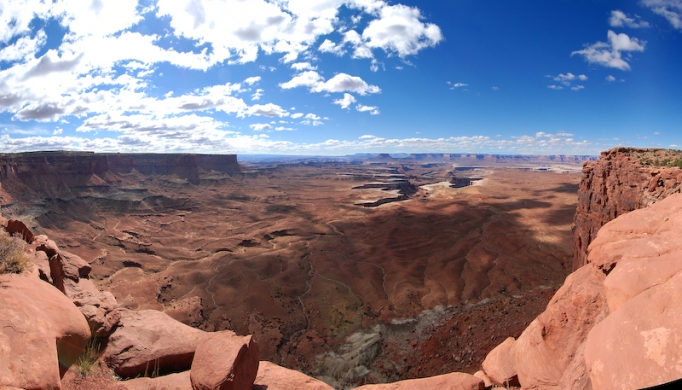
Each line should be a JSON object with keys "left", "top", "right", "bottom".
{"left": 572, "top": 147, "right": 682, "bottom": 271}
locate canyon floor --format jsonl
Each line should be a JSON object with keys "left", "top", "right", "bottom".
{"left": 2, "top": 158, "right": 581, "bottom": 388}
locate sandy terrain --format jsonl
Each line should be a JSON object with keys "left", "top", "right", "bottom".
{"left": 16, "top": 160, "right": 580, "bottom": 386}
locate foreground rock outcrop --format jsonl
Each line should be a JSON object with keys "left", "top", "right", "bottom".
{"left": 0, "top": 272, "right": 90, "bottom": 389}
{"left": 103, "top": 309, "right": 207, "bottom": 378}
{"left": 477, "top": 191, "right": 682, "bottom": 389}
{"left": 353, "top": 372, "right": 484, "bottom": 390}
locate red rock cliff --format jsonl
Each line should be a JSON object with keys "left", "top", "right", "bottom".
{"left": 0, "top": 152, "right": 241, "bottom": 200}
{"left": 572, "top": 147, "right": 682, "bottom": 271}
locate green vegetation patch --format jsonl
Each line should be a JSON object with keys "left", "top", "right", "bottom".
{"left": 630, "top": 148, "right": 682, "bottom": 168}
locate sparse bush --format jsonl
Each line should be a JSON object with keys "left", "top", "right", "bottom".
{"left": 77, "top": 338, "right": 101, "bottom": 376}
{"left": 0, "top": 231, "right": 28, "bottom": 275}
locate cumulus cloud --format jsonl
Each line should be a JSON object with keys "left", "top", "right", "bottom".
{"left": 250, "top": 123, "right": 272, "bottom": 131}
{"left": 300, "top": 113, "right": 324, "bottom": 126}
{"left": 572, "top": 30, "right": 645, "bottom": 70}
{"left": 244, "top": 76, "right": 261, "bottom": 85}
{"left": 333, "top": 93, "right": 357, "bottom": 109}
{"left": 280, "top": 71, "right": 381, "bottom": 95}
{"left": 251, "top": 89, "right": 264, "bottom": 101}
{"left": 316, "top": 2, "right": 442, "bottom": 60}
{"left": 359, "top": 4, "right": 443, "bottom": 57}
{"left": 643, "top": 0, "right": 682, "bottom": 30}
{"left": 247, "top": 103, "right": 288, "bottom": 117}
{"left": 606, "top": 75, "right": 616, "bottom": 82}
{"left": 0, "top": 0, "right": 443, "bottom": 154}
{"left": 291, "top": 62, "right": 317, "bottom": 71}
{"left": 609, "top": 10, "right": 650, "bottom": 28}
{"left": 356, "top": 104, "right": 380, "bottom": 115}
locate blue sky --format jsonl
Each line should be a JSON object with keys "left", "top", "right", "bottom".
{"left": 0, "top": 0, "right": 681, "bottom": 155}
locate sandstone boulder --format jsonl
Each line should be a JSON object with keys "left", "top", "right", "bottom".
{"left": 190, "top": 331, "right": 260, "bottom": 390}
{"left": 103, "top": 309, "right": 206, "bottom": 378}
{"left": 580, "top": 196, "right": 682, "bottom": 390}
{"left": 72, "top": 291, "right": 121, "bottom": 338}
{"left": 481, "top": 337, "right": 517, "bottom": 386}
{"left": 120, "top": 371, "right": 192, "bottom": 390}
{"left": 585, "top": 270, "right": 682, "bottom": 389}
{"left": 473, "top": 371, "right": 492, "bottom": 388}
{"left": 4, "top": 219, "right": 34, "bottom": 243}
{"left": 252, "top": 361, "right": 334, "bottom": 390}
{"left": 0, "top": 273, "right": 90, "bottom": 389}
{"left": 513, "top": 264, "right": 608, "bottom": 389}
{"left": 352, "top": 372, "right": 484, "bottom": 390}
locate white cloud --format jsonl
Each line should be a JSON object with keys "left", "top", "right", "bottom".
{"left": 572, "top": 30, "right": 645, "bottom": 70}
{"left": 356, "top": 104, "right": 380, "bottom": 115}
{"left": 0, "top": 131, "right": 598, "bottom": 155}
{"left": 319, "top": 39, "right": 346, "bottom": 56}
{"left": 315, "top": 3, "right": 443, "bottom": 60}
{"left": 247, "top": 103, "right": 288, "bottom": 117}
{"left": 244, "top": 76, "right": 261, "bottom": 85}
{"left": 609, "top": 10, "right": 650, "bottom": 28}
{"left": 52, "top": 128, "right": 63, "bottom": 135}
{"left": 250, "top": 123, "right": 272, "bottom": 131}
{"left": 449, "top": 82, "right": 468, "bottom": 89}
{"left": 279, "top": 70, "right": 324, "bottom": 89}
{"left": 606, "top": 75, "right": 616, "bottom": 82}
{"left": 333, "top": 93, "right": 357, "bottom": 109}
{"left": 571, "top": 85, "right": 585, "bottom": 91}
{"left": 547, "top": 85, "right": 564, "bottom": 90}
{"left": 643, "top": 0, "right": 682, "bottom": 30}
{"left": 291, "top": 62, "right": 317, "bottom": 71}
{"left": 291, "top": 113, "right": 304, "bottom": 119}
{"left": 0, "top": 31, "right": 47, "bottom": 63}
{"left": 251, "top": 89, "right": 264, "bottom": 101}
{"left": 492, "top": 86, "right": 499, "bottom": 91}
{"left": 280, "top": 71, "right": 381, "bottom": 95}
{"left": 360, "top": 4, "right": 443, "bottom": 57}
{"left": 552, "top": 73, "right": 588, "bottom": 82}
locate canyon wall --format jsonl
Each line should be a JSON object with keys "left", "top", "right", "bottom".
{"left": 572, "top": 147, "right": 682, "bottom": 271}
{"left": 0, "top": 152, "right": 241, "bottom": 198}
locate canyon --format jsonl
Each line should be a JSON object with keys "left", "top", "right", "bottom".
{"left": 1, "top": 148, "right": 681, "bottom": 389}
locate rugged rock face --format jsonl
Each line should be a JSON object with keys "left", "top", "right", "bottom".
{"left": 0, "top": 151, "right": 241, "bottom": 199}
{"left": 572, "top": 147, "right": 682, "bottom": 270}
{"left": 103, "top": 309, "right": 207, "bottom": 378}
{"left": 0, "top": 272, "right": 91, "bottom": 389}
{"left": 476, "top": 191, "right": 682, "bottom": 390}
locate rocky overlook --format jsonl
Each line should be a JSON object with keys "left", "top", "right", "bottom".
{"left": 1, "top": 149, "right": 682, "bottom": 389}
{"left": 572, "top": 147, "right": 682, "bottom": 271}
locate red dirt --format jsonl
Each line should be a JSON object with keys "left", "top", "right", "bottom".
{"left": 2, "top": 158, "right": 581, "bottom": 387}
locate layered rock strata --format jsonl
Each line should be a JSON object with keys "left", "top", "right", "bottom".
{"left": 572, "top": 147, "right": 682, "bottom": 270}
{"left": 0, "top": 151, "right": 241, "bottom": 198}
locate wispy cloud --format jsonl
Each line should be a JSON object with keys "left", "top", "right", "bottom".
{"left": 643, "top": 0, "right": 682, "bottom": 30}
{"left": 572, "top": 31, "right": 645, "bottom": 70}
{"left": 609, "top": 10, "right": 650, "bottom": 28}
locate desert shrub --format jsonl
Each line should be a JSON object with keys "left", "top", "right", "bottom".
{"left": 0, "top": 231, "right": 28, "bottom": 275}
{"left": 77, "top": 338, "right": 101, "bottom": 376}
